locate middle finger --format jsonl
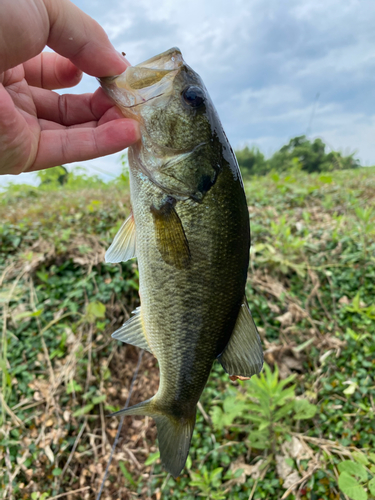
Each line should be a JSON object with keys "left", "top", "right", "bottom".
{"left": 30, "top": 86, "right": 123, "bottom": 126}
{"left": 38, "top": 106, "right": 125, "bottom": 130}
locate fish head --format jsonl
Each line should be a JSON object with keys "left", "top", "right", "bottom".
{"left": 100, "top": 47, "right": 221, "bottom": 156}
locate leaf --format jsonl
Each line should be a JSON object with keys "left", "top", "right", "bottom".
{"left": 13, "top": 308, "right": 43, "bottom": 321}
{"left": 352, "top": 451, "right": 370, "bottom": 466}
{"left": 73, "top": 404, "right": 94, "bottom": 417}
{"left": 119, "top": 461, "right": 136, "bottom": 486}
{"left": 338, "top": 472, "right": 368, "bottom": 500}
{"left": 210, "top": 400, "right": 241, "bottom": 430}
{"left": 66, "top": 380, "right": 83, "bottom": 394}
{"left": 144, "top": 451, "right": 160, "bottom": 466}
{"left": 86, "top": 301, "right": 106, "bottom": 322}
{"left": 92, "top": 394, "right": 107, "bottom": 405}
{"left": 294, "top": 399, "right": 317, "bottom": 420}
{"left": 44, "top": 445, "right": 54, "bottom": 463}
{"left": 248, "top": 430, "right": 270, "bottom": 450}
{"left": 338, "top": 461, "right": 368, "bottom": 482}
{"left": 92, "top": 394, "right": 106, "bottom": 405}
{"left": 105, "top": 404, "right": 119, "bottom": 412}
{"left": 344, "top": 381, "right": 358, "bottom": 395}
{"left": 368, "top": 477, "right": 375, "bottom": 495}
{"left": 244, "top": 413, "right": 266, "bottom": 424}
{"left": 274, "top": 400, "right": 295, "bottom": 421}
{"left": 210, "top": 467, "right": 223, "bottom": 480}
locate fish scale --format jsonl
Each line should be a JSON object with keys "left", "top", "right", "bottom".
{"left": 100, "top": 47, "right": 263, "bottom": 477}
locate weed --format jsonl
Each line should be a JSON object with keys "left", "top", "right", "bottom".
{"left": 1, "top": 166, "right": 375, "bottom": 499}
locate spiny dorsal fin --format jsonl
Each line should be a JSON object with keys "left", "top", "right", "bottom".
{"left": 218, "top": 298, "right": 263, "bottom": 378}
{"left": 111, "top": 307, "right": 152, "bottom": 353}
{"left": 150, "top": 196, "right": 191, "bottom": 270}
{"left": 105, "top": 213, "right": 136, "bottom": 263}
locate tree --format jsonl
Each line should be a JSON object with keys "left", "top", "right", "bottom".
{"left": 236, "top": 136, "right": 360, "bottom": 176}
{"left": 235, "top": 146, "right": 267, "bottom": 176}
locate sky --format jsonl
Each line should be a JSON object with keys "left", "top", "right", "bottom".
{"left": 2, "top": 0, "right": 375, "bottom": 187}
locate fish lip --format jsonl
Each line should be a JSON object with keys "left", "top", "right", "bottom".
{"left": 99, "top": 47, "right": 185, "bottom": 111}
{"left": 135, "top": 47, "right": 184, "bottom": 71}
{"left": 99, "top": 47, "right": 183, "bottom": 85}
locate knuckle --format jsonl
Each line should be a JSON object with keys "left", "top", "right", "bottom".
{"left": 57, "top": 94, "right": 69, "bottom": 125}
{"left": 59, "top": 132, "right": 71, "bottom": 162}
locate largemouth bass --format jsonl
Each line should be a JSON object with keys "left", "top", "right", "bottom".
{"left": 100, "top": 48, "right": 263, "bottom": 478}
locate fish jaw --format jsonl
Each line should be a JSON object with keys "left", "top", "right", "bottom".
{"left": 99, "top": 47, "right": 184, "bottom": 119}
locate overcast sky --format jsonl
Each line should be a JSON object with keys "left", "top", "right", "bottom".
{"left": 2, "top": 0, "right": 375, "bottom": 187}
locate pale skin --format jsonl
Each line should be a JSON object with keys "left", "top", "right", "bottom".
{"left": 0, "top": 0, "right": 140, "bottom": 175}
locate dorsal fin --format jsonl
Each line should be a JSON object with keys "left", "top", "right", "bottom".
{"left": 105, "top": 213, "right": 137, "bottom": 263}
{"left": 218, "top": 298, "right": 263, "bottom": 378}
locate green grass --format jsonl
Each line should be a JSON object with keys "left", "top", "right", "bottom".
{"left": 0, "top": 166, "right": 374, "bottom": 500}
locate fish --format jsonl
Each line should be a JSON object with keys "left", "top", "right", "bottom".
{"left": 100, "top": 47, "right": 263, "bottom": 478}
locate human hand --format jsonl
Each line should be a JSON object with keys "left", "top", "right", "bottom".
{"left": 0, "top": 0, "right": 140, "bottom": 175}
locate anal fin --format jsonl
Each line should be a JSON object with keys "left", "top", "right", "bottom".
{"left": 112, "top": 307, "right": 152, "bottom": 353}
{"left": 105, "top": 212, "right": 136, "bottom": 263}
{"left": 218, "top": 298, "right": 263, "bottom": 378}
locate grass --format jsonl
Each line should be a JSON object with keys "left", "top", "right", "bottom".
{"left": 0, "top": 166, "right": 374, "bottom": 500}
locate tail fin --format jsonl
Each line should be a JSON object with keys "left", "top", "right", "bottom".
{"left": 154, "top": 411, "right": 196, "bottom": 477}
{"left": 110, "top": 399, "right": 196, "bottom": 478}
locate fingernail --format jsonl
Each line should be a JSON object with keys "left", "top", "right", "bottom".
{"left": 75, "top": 68, "right": 83, "bottom": 81}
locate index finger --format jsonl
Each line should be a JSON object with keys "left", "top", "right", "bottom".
{"left": 44, "top": 0, "right": 129, "bottom": 77}
{"left": 0, "top": 0, "right": 129, "bottom": 77}
{"left": 23, "top": 52, "right": 82, "bottom": 90}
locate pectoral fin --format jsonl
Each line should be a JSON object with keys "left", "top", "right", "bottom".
{"left": 151, "top": 197, "right": 191, "bottom": 269}
{"left": 218, "top": 298, "right": 263, "bottom": 378}
{"left": 105, "top": 212, "right": 136, "bottom": 263}
{"left": 112, "top": 307, "right": 152, "bottom": 353}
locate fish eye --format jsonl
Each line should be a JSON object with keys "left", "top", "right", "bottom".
{"left": 182, "top": 86, "right": 205, "bottom": 108}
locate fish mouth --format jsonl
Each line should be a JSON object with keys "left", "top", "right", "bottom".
{"left": 100, "top": 48, "right": 184, "bottom": 112}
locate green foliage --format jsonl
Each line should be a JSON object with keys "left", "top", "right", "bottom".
{"left": 337, "top": 451, "right": 375, "bottom": 500}
{"left": 237, "top": 135, "right": 361, "bottom": 176}
{"left": 244, "top": 364, "right": 316, "bottom": 452}
{"left": 338, "top": 473, "right": 368, "bottom": 500}
{"left": 210, "top": 364, "right": 317, "bottom": 456}
{"left": 1, "top": 165, "right": 375, "bottom": 500}
{"left": 210, "top": 394, "right": 248, "bottom": 429}
{"left": 293, "top": 398, "right": 318, "bottom": 420}
{"left": 189, "top": 467, "right": 226, "bottom": 499}
{"left": 245, "top": 364, "right": 296, "bottom": 451}
{"left": 35, "top": 165, "right": 106, "bottom": 190}
{"left": 85, "top": 300, "right": 106, "bottom": 323}
{"left": 235, "top": 146, "right": 268, "bottom": 176}
{"left": 36, "top": 165, "right": 69, "bottom": 186}
{"left": 119, "top": 461, "right": 137, "bottom": 487}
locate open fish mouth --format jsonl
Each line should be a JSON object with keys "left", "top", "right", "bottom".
{"left": 100, "top": 47, "right": 184, "bottom": 110}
